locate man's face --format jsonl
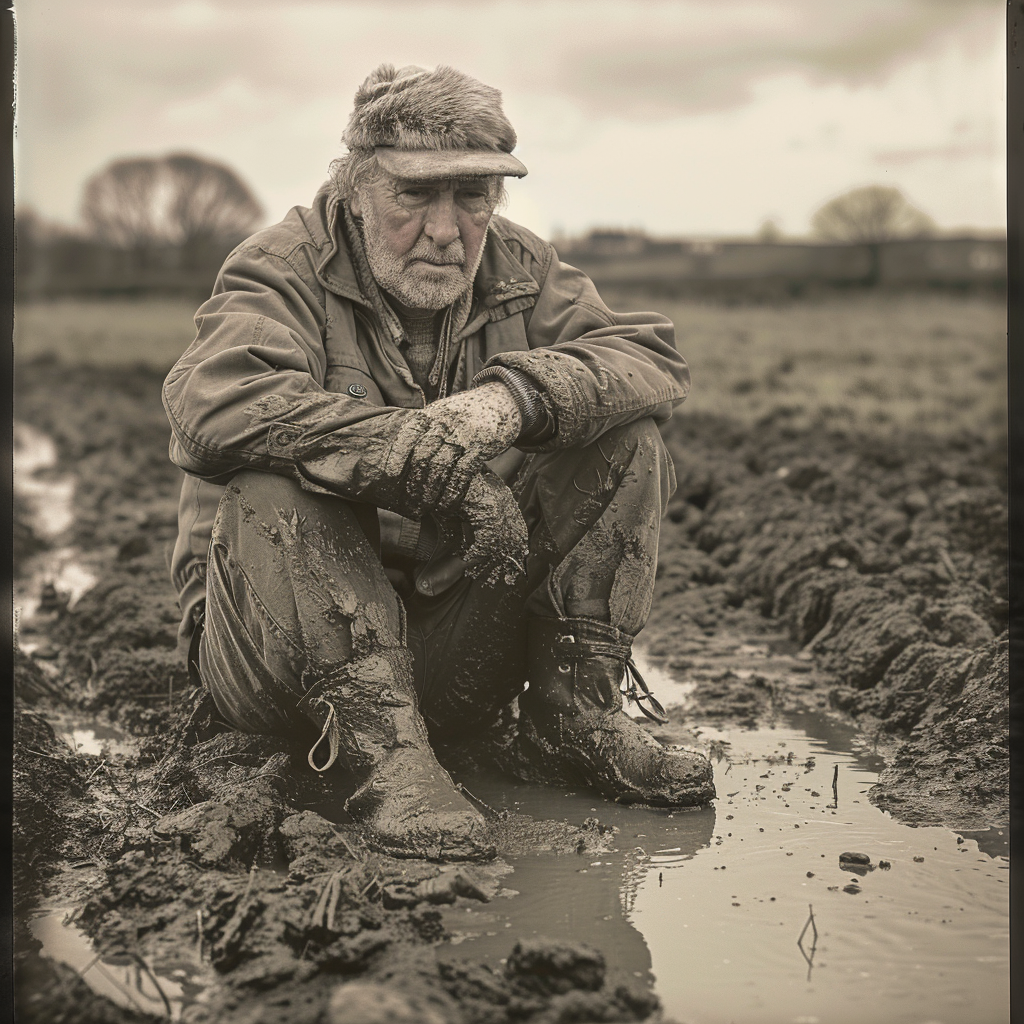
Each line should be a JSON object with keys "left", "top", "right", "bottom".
{"left": 351, "top": 173, "right": 499, "bottom": 311}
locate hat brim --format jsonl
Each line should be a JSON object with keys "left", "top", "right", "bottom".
{"left": 374, "top": 147, "right": 528, "bottom": 180}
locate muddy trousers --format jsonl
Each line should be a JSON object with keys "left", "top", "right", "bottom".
{"left": 197, "top": 418, "right": 675, "bottom": 748}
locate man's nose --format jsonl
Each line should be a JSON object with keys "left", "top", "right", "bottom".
{"left": 423, "top": 192, "right": 460, "bottom": 249}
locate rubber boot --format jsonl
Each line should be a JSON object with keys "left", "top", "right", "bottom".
{"left": 296, "top": 648, "right": 494, "bottom": 861}
{"left": 516, "top": 618, "right": 716, "bottom": 807}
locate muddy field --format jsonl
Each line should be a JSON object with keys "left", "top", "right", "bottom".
{"left": 12, "top": 291, "right": 1008, "bottom": 1023}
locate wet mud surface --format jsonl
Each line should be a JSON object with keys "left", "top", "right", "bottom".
{"left": 13, "top": 358, "right": 1007, "bottom": 1023}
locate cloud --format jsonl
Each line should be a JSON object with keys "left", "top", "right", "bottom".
{"left": 12, "top": 0, "right": 1004, "bottom": 233}
{"left": 548, "top": 0, "right": 1002, "bottom": 117}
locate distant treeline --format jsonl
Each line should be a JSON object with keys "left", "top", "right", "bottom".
{"left": 16, "top": 225, "right": 239, "bottom": 301}
{"left": 17, "top": 151, "right": 265, "bottom": 302}
{"left": 18, "top": 225, "right": 1006, "bottom": 303}
{"left": 556, "top": 231, "right": 1006, "bottom": 297}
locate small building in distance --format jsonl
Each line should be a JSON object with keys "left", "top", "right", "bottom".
{"left": 554, "top": 229, "right": 1006, "bottom": 297}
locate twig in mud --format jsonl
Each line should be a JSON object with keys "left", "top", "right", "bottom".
{"left": 23, "top": 748, "right": 68, "bottom": 762}
{"left": 360, "top": 868, "right": 383, "bottom": 900}
{"left": 456, "top": 782, "right": 500, "bottom": 818}
{"left": 797, "top": 903, "right": 818, "bottom": 947}
{"left": 196, "top": 909, "right": 204, "bottom": 961}
{"left": 132, "top": 801, "right": 163, "bottom": 818}
{"left": 723, "top": 763, "right": 732, "bottom": 775}
{"left": 242, "top": 864, "right": 259, "bottom": 900}
{"left": 127, "top": 952, "right": 173, "bottom": 1018}
{"left": 830, "top": 764, "right": 839, "bottom": 808}
{"left": 311, "top": 869, "right": 350, "bottom": 931}
{"left": 335, "top": 830, "right": 362, "bottom": 861}
{"left": 85, "top": 759, "right": 107, "bottom": 783}
{"left": 937, "top": 547, "right": 958, "bottom": 580}
{"left": 797, "top": 903, "right": 819, "bottom": 980}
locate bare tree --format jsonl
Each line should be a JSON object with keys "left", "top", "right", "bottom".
{"left": 80, "top": 153, "right": 264, "bottom": 263}
{"left": 811, "top": 185, "right": 934, "bottom": 284}
{"left": 811, "top": 185, "right": 934, "bottom": 244}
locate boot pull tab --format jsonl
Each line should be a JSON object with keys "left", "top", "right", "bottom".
{"left": 307, "top": 697, "right": 342, "bottom": 773}
{"left": 622, "top": 658, "right": 669, "bottom": 725}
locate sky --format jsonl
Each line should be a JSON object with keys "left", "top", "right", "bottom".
{"left": 13, "top": 0, "right": 1007, "bottom": 240}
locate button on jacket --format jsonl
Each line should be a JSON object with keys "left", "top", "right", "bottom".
{"left": 163, "top": 183, "right": 690, "bottom": 653}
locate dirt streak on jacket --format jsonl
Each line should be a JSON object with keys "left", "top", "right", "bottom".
{"left": 163, "top": 183, "right": 691, "bottom": 654}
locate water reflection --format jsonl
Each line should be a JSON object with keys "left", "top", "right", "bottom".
{"left": 30, "top": 913, "right": 191, "bottom": 1020}
{"left": 437, "top": 775, "right": 716, "bottom": 994}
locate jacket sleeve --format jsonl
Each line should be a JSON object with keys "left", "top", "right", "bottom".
{"left": 479, "top": 255, "right": 689, "bottom": 451}
{"left": 162, "top": 240, "right": 412, "bottom": 499}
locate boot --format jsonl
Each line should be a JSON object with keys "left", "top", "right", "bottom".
{"left": 516, "top": 617, "right": 716, "bottom": 807}
{"left": 296, "top": 648, "right": 494, "bottom": 861}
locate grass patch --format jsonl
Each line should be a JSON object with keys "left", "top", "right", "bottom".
{"left": 604, "top": 290, "right": 1007, "bottom": 441}
{"left": 14, "top": 291, "right": 1007, "bottom": 441}
{"left": 14, "top": 296, "right": 200, "bottom": 372}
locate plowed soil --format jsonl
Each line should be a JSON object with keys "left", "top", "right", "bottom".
{"left": 12, "top": 291, "right": 1008, "bottom": 1024}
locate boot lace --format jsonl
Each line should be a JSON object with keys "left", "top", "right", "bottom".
{"left": 621, "top": 658, "right": 669, "bottom": 724}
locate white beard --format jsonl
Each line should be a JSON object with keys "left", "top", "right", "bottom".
{"left": 360, "top": 203, "right": 488, "bottom": 311}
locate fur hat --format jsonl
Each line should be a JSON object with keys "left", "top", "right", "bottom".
{"left": 343, "top": 64, "right": 527, "bottom": 179}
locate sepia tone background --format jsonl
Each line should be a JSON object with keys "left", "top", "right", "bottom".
{"left": 12, "top": 4, "right": 1010, "bottom": 1024}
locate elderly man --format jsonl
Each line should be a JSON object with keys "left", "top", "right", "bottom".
{"left": 164, "top": 64, "right": 714, "bottom": 860}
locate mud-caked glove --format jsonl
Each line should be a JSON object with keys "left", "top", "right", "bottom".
{"left": 432, "top": 468, "right": 529, "bottom": 588}
{"left": 302, "top": 384, "right": 528, "bottom": 586}
{"left": 393, "top": 383, "right": 523, "bottom": 513}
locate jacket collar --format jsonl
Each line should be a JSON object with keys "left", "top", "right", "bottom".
{"left": 311, "top": 184, "right": 540, "bottom": 319}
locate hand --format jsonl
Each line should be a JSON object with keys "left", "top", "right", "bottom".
{"left": 415, "top": 470, "right": 528, "bottom": 592}
{"left": 457, "top": 471, "right": 529, "bottom": 586}
{"left": 387, "top": 382, "right": 522, "bottom": 517}
{"left": 418, "top": 383, "right": 521, "bottom": 463}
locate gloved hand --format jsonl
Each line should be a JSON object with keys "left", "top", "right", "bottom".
{"left": 419, "top": 469, "right": 529, "bottom": 591}
{"left": 402, "top": 382, "right": 522, "bottom": 501}
{"left": 302, "top": 384, "right": 527, "bottom": 583}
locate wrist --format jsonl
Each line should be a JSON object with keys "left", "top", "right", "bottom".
{"left": 473, "top": 366, "right": 555, "bottom": 444}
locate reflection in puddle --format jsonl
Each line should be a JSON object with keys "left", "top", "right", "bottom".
{"left": 31, "top": 913, "right": 193, "bottom": 1020}
{"left": 446, "top": 713, "right": 1009, "bottom": 1024}
{"left": 58, "top": 721, "right": 134, "bottom": 758}
{"left": 27, "top": 712, "right": 1008, "bottom": 1023}
{"left": 14, "top": 421, "right": 98, "bottom": 624}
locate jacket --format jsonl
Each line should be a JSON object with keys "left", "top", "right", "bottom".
{"left": 164, "top": 183, "right": 690, "bottom": 653}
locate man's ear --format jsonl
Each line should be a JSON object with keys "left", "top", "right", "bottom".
{"left": 350, "top": 191, "right": 363, "bottom": 218}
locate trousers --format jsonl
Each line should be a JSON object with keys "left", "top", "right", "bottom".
{"left": 197, "top": 418, "right": 674, "bottom": 744}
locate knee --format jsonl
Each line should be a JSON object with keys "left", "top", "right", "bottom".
{"left": 213, "top": 470, "right": 380, "bottom": 554}
{"left": 601, "top": 417, "right": 671, "bottom": 472}
{"left": 599, "top": 418, "right": 676, "bottom": 509}
{"left": 223, "top": 469, "right": 307, "bottom": 514}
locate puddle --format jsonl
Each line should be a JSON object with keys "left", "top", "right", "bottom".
{"left": 14, "top": 421, "right": 98, "bottom": 634}
{"left": 30, "top": 911, "right": 206, "bottom": 1021}
{"left": 28, "top": 709, "right": 1009, "bottom": 1024}
{"left": 441, "top": 712, "right": 1009, "bottom": 1024}
{"left": 52, "top": 716, "right": 135, "bottom": 758}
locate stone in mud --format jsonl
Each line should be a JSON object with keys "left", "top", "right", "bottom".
{"left": 838, "top": 851, "right": 871, "bottom": 865}
{"left": 505, "top": 937, "right": 606, "bottom": 996}
{"left": 326, "top": 981, "right": 447, "bottom": 1024}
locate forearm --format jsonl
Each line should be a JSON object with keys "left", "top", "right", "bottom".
{"left": 474, "top": 257, "right": 689, "bottom": 451}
